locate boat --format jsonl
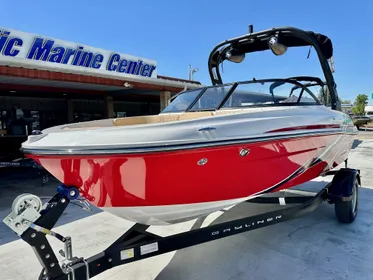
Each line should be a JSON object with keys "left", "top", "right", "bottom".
{"left": 20, "top": 26, "right": 358, "bottom": 226}
{"left": 349, "top": 114, "right": 371, "bottom": 129}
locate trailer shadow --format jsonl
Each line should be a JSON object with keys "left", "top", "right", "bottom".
{"left": 155, "top": 180, "right": 373, "bottom": 280}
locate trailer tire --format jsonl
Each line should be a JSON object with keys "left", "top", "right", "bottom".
{"left": 334, "top": 177, "right": 359, "bottom": 223}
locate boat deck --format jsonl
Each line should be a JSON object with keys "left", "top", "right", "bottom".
{"left": 1, "top": 132, "right": 373, "bottom": 280}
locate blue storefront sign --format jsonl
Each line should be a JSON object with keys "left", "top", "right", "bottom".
{"left": 0, "top": 28, "right": 157, "bottom": 78}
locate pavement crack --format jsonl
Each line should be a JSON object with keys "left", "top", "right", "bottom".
{"left": 287, "top": 221, "right": 329, "bottom": 238}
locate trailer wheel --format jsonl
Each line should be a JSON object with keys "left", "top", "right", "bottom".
{"left": 334, "top": 177, "right": 359, "bottom": 223}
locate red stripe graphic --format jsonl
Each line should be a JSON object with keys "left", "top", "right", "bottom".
{"left": 266, "top": 124, "right": 341, "bottom": 133}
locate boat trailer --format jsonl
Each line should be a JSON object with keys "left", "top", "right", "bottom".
{"left": 3, "top": 167, "right": 361, "bottom": 280}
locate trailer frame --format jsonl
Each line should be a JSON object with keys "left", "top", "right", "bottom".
{"left": 2, "top": 167, "right": 361, "bottom": 280}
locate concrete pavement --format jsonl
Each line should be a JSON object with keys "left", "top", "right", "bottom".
{"left": 1, "top": 131, "right": 373, "bottom": 280}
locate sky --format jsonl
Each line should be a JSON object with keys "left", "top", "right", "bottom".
{"left": 2, "top": 0, "right": 373, "bottom": 104}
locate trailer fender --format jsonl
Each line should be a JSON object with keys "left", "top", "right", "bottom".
{"left": 328, "top": 168, "right": 360, "bottom": 201}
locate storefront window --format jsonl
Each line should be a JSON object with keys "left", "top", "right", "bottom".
{"left": 73, "top": 99, "right": 105, "bottom": 122}
{"left": 0, "top": 97, "right": 68, "bottom": 135}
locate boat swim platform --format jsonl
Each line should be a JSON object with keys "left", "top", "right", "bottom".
{"left": 1, "top": 137, "right": 373, "bottom": 280}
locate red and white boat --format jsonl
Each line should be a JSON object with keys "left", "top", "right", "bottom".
{"left": 20, "top": 27, "right": 357, "bottom": 225}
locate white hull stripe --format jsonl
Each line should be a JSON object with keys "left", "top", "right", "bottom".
{"left": 21, "top": 129, "right": 351, "bottom": 156}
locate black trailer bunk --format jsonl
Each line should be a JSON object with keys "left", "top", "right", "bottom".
{"left": 2, "top": 165, "right": 360, "bottom": 280}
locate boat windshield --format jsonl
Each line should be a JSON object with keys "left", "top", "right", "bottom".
{"left": 162, "top": 88, "right": 206, "bottom": 113}
{"left": 162, "top": 79, "right": 320, "bottom": 113}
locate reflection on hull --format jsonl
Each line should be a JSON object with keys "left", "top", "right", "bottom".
{"left": 27, "top": 133, "right": 354, "bottom": 225}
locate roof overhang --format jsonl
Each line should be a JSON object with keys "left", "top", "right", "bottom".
{"left": 0, "top": 61, "right": 202, "bottom": 94}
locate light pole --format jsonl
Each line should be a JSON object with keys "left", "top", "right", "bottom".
{"left": 188, "top": 64, "right": 199, "bottom": 81}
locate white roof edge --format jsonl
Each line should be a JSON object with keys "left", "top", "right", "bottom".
{"left": 0, "top": 57, "right": 204, "bottom": 90}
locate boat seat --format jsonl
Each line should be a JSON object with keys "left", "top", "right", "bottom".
{"left": 63, "top": 109, "right": 247, "bottom": 130}
{"left": 112, "top": 111, "right": 215, "bottom": 126}
{"left": 178, "top": 111, "right": 214, "bottom": 120}
{"left": 112, "top": 114, "right": 184, "bottom": 126}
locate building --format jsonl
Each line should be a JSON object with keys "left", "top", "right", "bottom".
{"left": 341, "top": 103, "right": 353, "bottom": 114}
{"left": 365, "top": 105, "right": 373, "bottom": 117}
{"left": 0, "top": 27, "right": 202, "bottom": 157}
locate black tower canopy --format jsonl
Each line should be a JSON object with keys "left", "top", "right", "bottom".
{"left": 207, "top": 26, "right": 339, "bottom": 110}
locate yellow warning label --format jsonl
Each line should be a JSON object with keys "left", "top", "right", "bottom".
{"left": 120, "top": 248, "right": 135, "bottom": 260}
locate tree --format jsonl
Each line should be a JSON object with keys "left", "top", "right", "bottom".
{"left": 341, "top": 99, "right": 351, "bottom": 104}
{"left": 318, "top": 86, "right": 337, "bottom": 106}
{"left": 317, "top": 86, "right": 343, "bottom": 110}
{"left": 351, "top": 94, "right": 368, "bottom": 116}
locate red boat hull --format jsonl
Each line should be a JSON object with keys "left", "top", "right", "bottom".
{"left": 27, "top": 133, "right": 354, "bottom": 209}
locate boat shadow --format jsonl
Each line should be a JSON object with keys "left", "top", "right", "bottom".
{"left": 352, "top": 139, "right": 363, "bottom": 149}
{"left": 155, "top": 179, "right": 373, "bottom": 280}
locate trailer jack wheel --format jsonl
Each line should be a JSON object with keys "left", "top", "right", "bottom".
{"left": 12, "top": 193, "right": 43, "bottom": 215}
{"left": 334, "top": 177, "right": 359, "bottom": 223}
